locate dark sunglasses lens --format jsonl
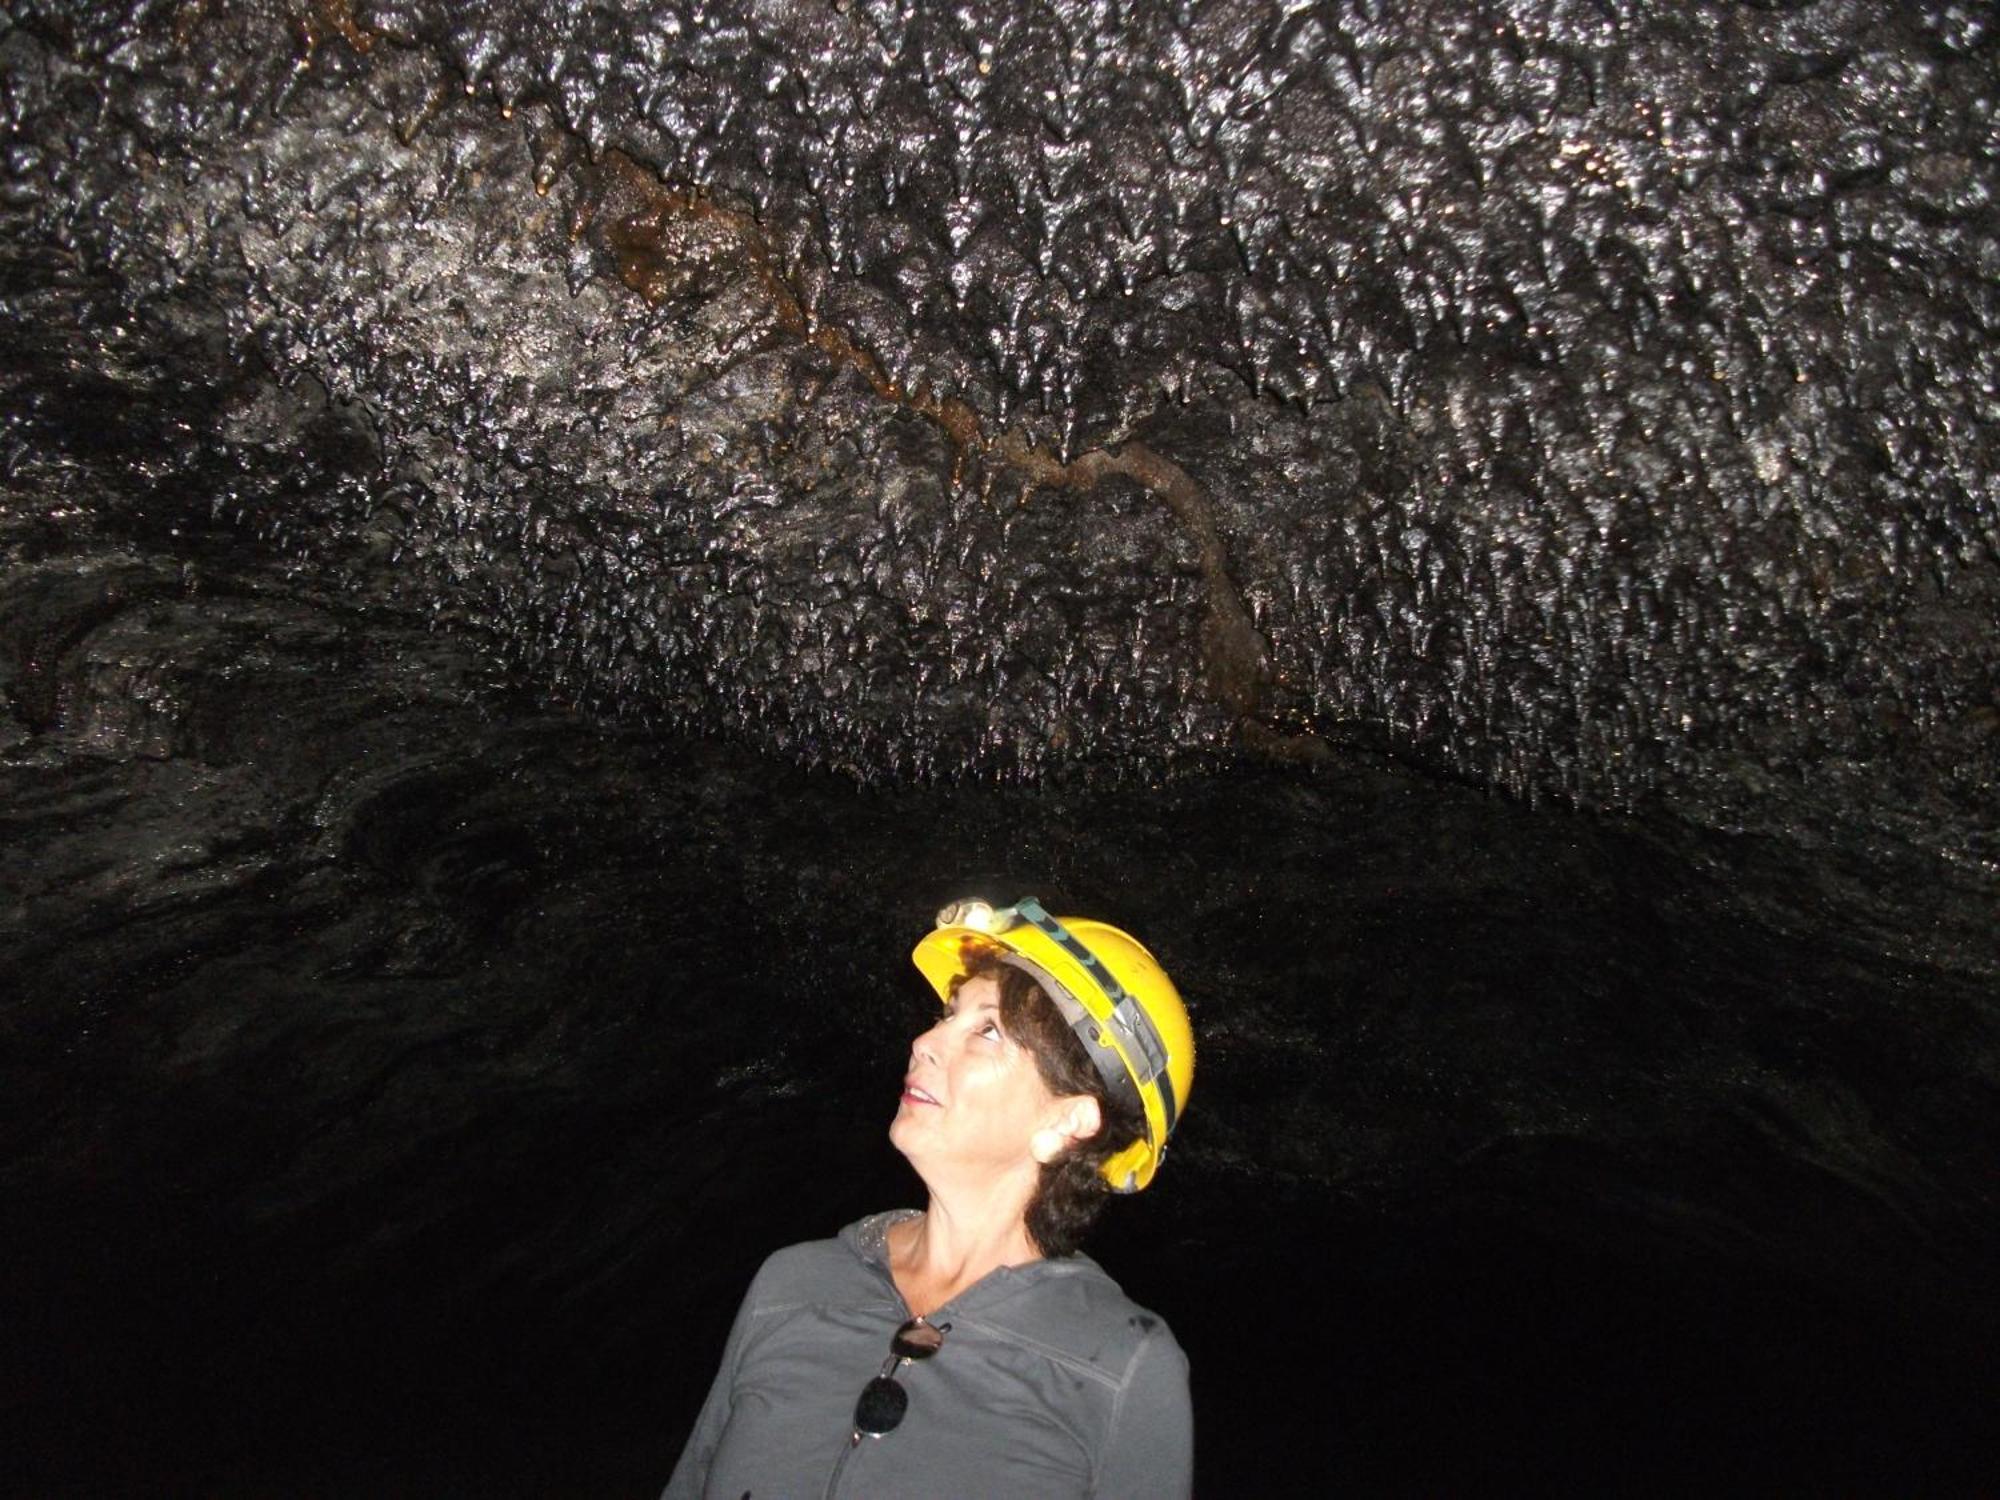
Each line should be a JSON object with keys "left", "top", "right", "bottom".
{"left": 854, "top": 1375, "right": 909, "bottom": 1437}
{"left": 891, "top": 1319, "right": 945, "bottom": 1360}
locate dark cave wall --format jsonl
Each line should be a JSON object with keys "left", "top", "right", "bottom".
{"left": 2, "top": 1, "right": 1997, "bottom": 827}
{"left": 3, "top": 586, "right": 1996, "bottom": 1490}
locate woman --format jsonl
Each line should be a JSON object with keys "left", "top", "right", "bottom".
{"left": 663, "top": 897, "right": 1196, "bottom": 1498}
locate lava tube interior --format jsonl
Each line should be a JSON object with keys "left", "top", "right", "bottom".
{"left": 2, "top": 2, "right": 1996, "bottom": 1495}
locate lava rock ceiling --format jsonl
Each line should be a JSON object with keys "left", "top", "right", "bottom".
{"left": 3, "top": 0, "right": 1995, "bottom": 837}
{"left": 2, "top": 0, "right": 1999, "bottom": 1493}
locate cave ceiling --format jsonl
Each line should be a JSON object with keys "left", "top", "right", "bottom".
{"left": 1, "top": 0, "right": 1996, "bottom": 845}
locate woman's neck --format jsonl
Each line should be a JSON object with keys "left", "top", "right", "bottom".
{"left": 890, "top": 1184, "right": 1043, "bottom": 1316}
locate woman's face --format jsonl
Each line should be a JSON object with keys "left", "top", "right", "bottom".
{"left": 890, "top": 972, "right": 1063, "bottom": 1180}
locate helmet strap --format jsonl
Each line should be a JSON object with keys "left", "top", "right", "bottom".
{"left": 997, "top": 953, "right": 1149, "bottom": 1127}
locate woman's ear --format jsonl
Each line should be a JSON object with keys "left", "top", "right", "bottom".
{"left": 1031, "top": 1095, "right": 1102, "bottom": 1163}
{"left": 1056, "top": 1094, "right": 1101, "bottom": 1145}
{"left": 1031, "top": 1095, "right": 1102, "bottom": 1164}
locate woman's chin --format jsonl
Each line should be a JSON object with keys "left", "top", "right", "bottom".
{"left": 889, "top": 1116, "right": 947, "bottom": 1174}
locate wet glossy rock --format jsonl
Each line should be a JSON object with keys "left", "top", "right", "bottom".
{"left": 0, "top": 0, "right": 1992, "bottom": 849}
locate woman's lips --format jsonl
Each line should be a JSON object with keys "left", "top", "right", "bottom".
{"left": 901, "top": 1083, "right": 941, "bottom": 1106}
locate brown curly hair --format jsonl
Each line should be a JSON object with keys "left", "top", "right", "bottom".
{"left": 953, "top": 952, "right": 1147, "bottom": 1258}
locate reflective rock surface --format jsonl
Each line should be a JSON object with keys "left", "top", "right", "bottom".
{"left": 2, "top": 1, "right": 1996, "bottom": 1493}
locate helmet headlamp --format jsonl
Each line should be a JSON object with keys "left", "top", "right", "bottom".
{"left": 934, "top": 898, "right": 1003, "bottom": 933}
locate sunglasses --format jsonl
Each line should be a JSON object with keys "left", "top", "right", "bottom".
{"left": 850, "top": 1315, "right": 949, "bottom": 1443}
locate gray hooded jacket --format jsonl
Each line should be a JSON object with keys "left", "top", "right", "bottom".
{"left": 662, "top": 1210, "right": 1192, "bottom": 1499}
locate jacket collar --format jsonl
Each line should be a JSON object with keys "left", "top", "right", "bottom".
{"left": 840, "top": 1209, "right": 1101, "bottom": 1317}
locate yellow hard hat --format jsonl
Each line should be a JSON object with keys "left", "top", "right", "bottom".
{"left": 911, "top": 897, "right": 1195, "bottom": 1193}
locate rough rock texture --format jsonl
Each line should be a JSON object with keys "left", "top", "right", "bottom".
{"left": 3, "top": 0, "right": 1995, "bottom": 841}
{"left": 2, "top": 1, "right": 1998, "bottom": 1493}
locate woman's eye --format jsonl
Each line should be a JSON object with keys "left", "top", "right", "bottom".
{"left": 978, "top": 1021, "right": 1001, "bottom": 1040}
